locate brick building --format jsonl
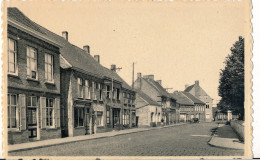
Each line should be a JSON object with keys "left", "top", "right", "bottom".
{"left": 184, "top": 80, "right": 214, "bottom": 122}
{"left": 181, "top": 92, "right": 206, "bottom": 122}
{"left": 55, "top": 32, "right": 136, "bottom": 137}
{"left": 170, "top": 91, "right": 195, "bottom": 122}
{"left": 7, "top": 8, "right": 63, "bottom": 144}
{"left": 133, "top": 73, "right": 179, "bottom": 125}
{"left": 135, "top": 90, "right": 162, "bottom": 127}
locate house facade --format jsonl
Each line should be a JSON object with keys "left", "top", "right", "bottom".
{"left": 184, "top": 80, "right": 214, "bottom": 122}
{"left": 182, "top": 92, "right": 206, "bottom": 122}
{"left": 135, "top": 90, "right": 162, "bottom": 127}
{"left": 7, "top": 8, "right": 62, "bottom": 144}
{"left": 171, "top": 91, "right": 195, "bottom": 122}
{"left": 57, "top": 32, "right": 136, "bottom": 137}
{"left": 133, "top": 73, "right": 179, "bottom": 125}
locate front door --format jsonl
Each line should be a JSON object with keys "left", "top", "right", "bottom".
{"left": 27, "top": 107, "right": 37, "bottom": 141}
{"left": 112, "top": 109, "right": 120, "bottom": 128}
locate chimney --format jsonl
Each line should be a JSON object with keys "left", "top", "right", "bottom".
{"left": 137, "top": 72, "right": 142, "bottom": 90}
{"left": 83, "top": 45, "right": 90, "bottom": 54}
{"left": 185, "top": 84, "right": 189, "bottom": 89}
{"left": 156, "top": 80, "right": 162, "bottom": 85}
{"left": 111, "top": 64, "right": 116, "bottom": 71}
{"left": 143, "top": 75, "right": 149, "bottom": 79}
{"left": 94, "top": 55, "right": 100, "bottom": 63}
{"left": 137, "top": 72, "right": 142, "bottom": 79}
{"left": 148, "top": 75, "right": 154, "bottom": 80}
{"left": 62, "top": 31, "right": 68, "bottom": 41}
{"left": 195, "top": 80, "right": 199, "bottom": 86}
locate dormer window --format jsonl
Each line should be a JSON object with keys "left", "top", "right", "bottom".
{"left": 27, "top": 47, "right": 37, "bottom": 79}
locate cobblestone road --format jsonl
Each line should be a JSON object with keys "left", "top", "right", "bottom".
{"left": 9, "top": 122, "right": 243, "bottom": 156}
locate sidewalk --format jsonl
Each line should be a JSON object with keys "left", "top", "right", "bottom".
{"left": 8, "top": 123, "right": 186, "bottom": 152}
{"left": 208, "top": 123, "right": 244, "bottom": 150}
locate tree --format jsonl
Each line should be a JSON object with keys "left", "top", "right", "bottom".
{"left": 218, "top": 36, "right": 244, "bottom": 120}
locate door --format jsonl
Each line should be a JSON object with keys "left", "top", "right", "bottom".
{"left": 112, "top": 109, "right": 120, "bottom": 128}
{"left": 27, "top": 107, "right": 37, "bottom": 140}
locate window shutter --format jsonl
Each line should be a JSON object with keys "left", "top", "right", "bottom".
{"left": 55, "top": 98, "right": 60, "bottom": 128}
{"left": 19, "top": 94, "right": 26, "bottom": 131}
{"left": 40, "top": 97, "right": 46, "bottom": 128}
{"left": 90, "top": 87, "right": 93, "bottom": 100}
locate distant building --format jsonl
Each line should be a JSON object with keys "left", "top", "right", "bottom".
{"left": 170, "top": 91, "right": 195, "bottom": 122}
{"left": 181, "top": 92, "right": 206, "bottom": 122}
{"left": 7, "top": 8, "right": 63, "bottom": 144}
{"left": 184, "top": 80, "right": 214, "bottom": 122}
{"left": 135, "top": 90, "right": 162, "bottom": 127}
{"left": 134, "top": 73, "right": 179, "bottom": 125}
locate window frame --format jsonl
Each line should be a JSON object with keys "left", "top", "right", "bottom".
{"left": 46, "top": 98, "right": 55, "bottom": 128}
{"left": 8, "top": 38, "right": 18, "bottom": 75}
{"left": 74, "top": 107, "right": 85, "bottom": 128}
{"left": 26, "top": 46, "right": 38, "bottom": 80}
{"left": 45, "top": 53, "right": 54, "bottom": 83}
{"left": 78, "top": 78, "right": 83, "bottom": 98}
{"left": 8, "top": 94, "right": 19, "bottom": 130}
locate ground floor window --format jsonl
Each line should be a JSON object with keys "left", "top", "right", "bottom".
{"left": 96, "top": 111, "right": 104, "bottom": 127}
{"left": 8, "top": 94, "right": 18, "bottom": 129}
{"left": 106, "top": 109, "right": 110, "bottom": 124}
{"left": 123, "top": 110, "right": 130, "bottom": 125}
{"left": 46, "top": 98, "right": 54, "bottom": 127}
{"left": 74, "top": 107, "right": 84, "bottom": 127}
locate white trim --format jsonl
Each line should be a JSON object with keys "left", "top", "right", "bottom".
{"left": 8, "top": 18, "right": 63, "bottom": 48}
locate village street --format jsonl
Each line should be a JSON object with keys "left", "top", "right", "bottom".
{"left": 9, "top": 122, "right": 243, "bottom": 156}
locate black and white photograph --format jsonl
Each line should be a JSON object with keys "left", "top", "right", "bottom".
{"left": 1, "top": 0, "right": 252, "bottom": 158}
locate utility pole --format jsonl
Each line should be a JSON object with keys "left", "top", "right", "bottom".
{"left": 132, "top": 62, "right": 135, "bottom": 89}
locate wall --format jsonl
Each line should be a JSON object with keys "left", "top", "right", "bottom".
{"left": 230, "top": 120, "right": 244, "bottom": 141}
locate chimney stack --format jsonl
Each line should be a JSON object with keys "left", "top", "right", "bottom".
{"left": 148, "top": 75, "right": 154, "bottom": 80}
{"left": 111, "top": 64, "right": 116, "bottom": 72}
{"left": 83, "top": 45, "right": 90, "bottom": 54}
{"left": 62, "top": 31, "right": 68, "bottom": 41}
{"left": 156, "top": 80, "right": 162, "bottom": 85}
{"left": 137, "top": 72, "right": 142, "bottom": 79}
{"left": 195, "top": 80, "right": 199, "bottom": 86}
{"left": 94, "top": 55, "right": 100, "bottom": 63}
{"left": 185, "top": 84, "right": 189, "bottom": 89}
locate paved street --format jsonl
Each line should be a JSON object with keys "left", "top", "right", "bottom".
{"left": 9, "top": 122, "right": 243, "bottom": 156}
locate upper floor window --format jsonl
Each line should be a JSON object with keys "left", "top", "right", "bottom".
{"left": 113, "top": 87, "right": 117, "bottom": 99}
{"left": 92, "top": 81, "right": 97, "bottom": 100}
{"left": 116, "top": 88, "right": 120, "bottom": 100}
{"left": 27, "top": 47, "right": 37, "bottom": 79}
{"left": 84, "top": 80, "right": 90, "bottom": 99}
{"left": 78, "top": 78, "right": 83, "bottom": 98}
{"left": 8, "top": 38, "right": 17, "bottom": 75}
{"left": 98, "top": 83, "right": 102, "bottom": 100}
{"left": 106, "top": 85, "right": 111, "bottom": 98}
{"left": 45, "top": 54, "right": 54, "bottom": 82}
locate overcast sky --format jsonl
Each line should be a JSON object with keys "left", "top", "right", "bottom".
{"left": 5, "top": 1, "right": 246, "bottom": 104}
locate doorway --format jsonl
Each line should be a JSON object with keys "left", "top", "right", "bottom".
{"left": 27, "top": 107, "right": 37, "bottom": 140}
{"left": 112, "top": 109, "right": 120, "bottom": 128}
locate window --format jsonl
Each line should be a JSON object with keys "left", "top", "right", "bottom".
{"left": 27, "top": 96, "right": 37, "bottom": 127}
{"left": 96, "top": 111, "right": 103, "bottom": 126}
{"left": 98, "top": 83, "right": 102, "bottom": 101}
{"left": 46, "top": 98, "right": 54, "bottom": 127}
{"left": 116, "top": 88, "right": 120, "bottom": 100}
{"left": 74, "top": 107, "right": 84, "bottom": 127}
{"left": 92, "top": 82, "right": 97, "bottom": 100}
{"left": 8, "top": 94, "right": 18, "bottom": 129}
{"left": 123, "top": 110, "right": 130, "bottom": 125}
{"left": 106, "top": 85, "right": 110, "bottom": 98}
{"left": 27, "top": 47, "right": 37, "bottom": 79}
{"left": 84, "top": 80, "right": 90, "bottom": 99}
{"left": 45, "top": 53, "right": 53, "bottom": 82}
{"left": 8, "top": 38, "right": 17, "bottom": 74}
{"left": 78, "top": 78, "right": 83, "bottom": 98}
{"left": 106, "top": 110, "right": 110, "bottom": 124}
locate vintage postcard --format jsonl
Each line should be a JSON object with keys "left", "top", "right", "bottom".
{"left": 1, "top": 0, "right": 252, "bottom": 159}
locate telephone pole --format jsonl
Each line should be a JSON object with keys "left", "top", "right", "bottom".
{"left": 132, "top": 62, "right": 136, "bottom": 89}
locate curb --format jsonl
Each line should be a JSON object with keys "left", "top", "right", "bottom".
{"left": 9, "top": 123, "right": 187, "bottom": 153}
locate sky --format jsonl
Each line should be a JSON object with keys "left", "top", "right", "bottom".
{"left": 4, "top": 0, "right": 246, "bottom": 104}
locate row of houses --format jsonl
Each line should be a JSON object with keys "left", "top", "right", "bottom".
{"left": 133, "top": 74, "right": 214, "bottom": 127}
{"left": 7, "top": 8, "right": 214, "bottom": 144}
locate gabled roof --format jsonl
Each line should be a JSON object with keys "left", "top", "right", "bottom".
{"left": 184, "top": 84, "right": 194, "bottom": 92}
{"left": 143, "top": 78, "right": 174, "bottom": 99}
{"left": 135, "top": 89, "right": 160, "bottom": 107}
{"left": 170, "top": 91, "right": 194, "bottom": 106}
{"left": 182, "top": 92, "right": 205, "bottom": 105}
{"left": 8, "top": 8, "right": 134, "bottom": 91}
